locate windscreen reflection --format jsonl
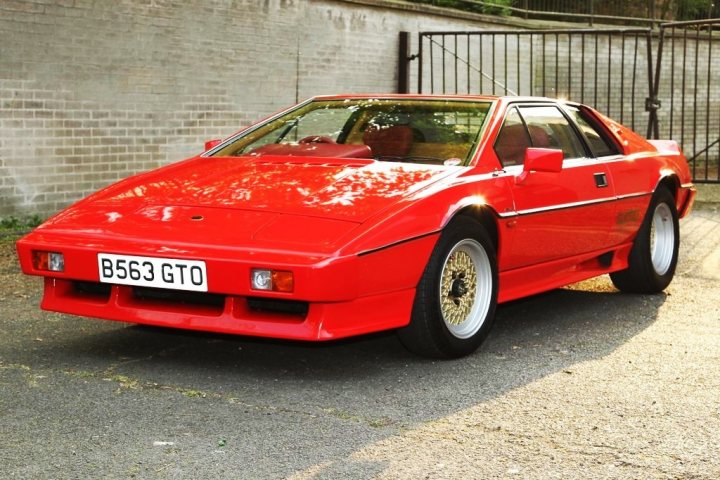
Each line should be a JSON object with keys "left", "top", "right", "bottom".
{"left": 212, "top": 99, "right": 492, "bottom": 166}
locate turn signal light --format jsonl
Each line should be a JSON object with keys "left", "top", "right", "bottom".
{"left": 250, "top": 268, "right": 294, "bottom": 293}
{"left": 271, "top": 270, "right": 294, "bottom": 293}
{"left": 32, "top": 251, "right": 65, "bottom": 272}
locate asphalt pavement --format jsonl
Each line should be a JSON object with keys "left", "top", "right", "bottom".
{"left": 1, "top": 206, "right": 718, "bottom": 479}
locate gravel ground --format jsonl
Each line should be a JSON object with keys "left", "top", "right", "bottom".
{"left": 0, "top": 206, "right": 718, "bottom": 479}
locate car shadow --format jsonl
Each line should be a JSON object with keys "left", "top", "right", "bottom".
{"left": 28, "top": 280, "right": 665, "bottom": 415}
{"left": 9, "top": 279, "right": 667, "bottom": 477}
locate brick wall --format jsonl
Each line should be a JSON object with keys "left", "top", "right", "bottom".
{"left": 0, "top": 0, "right": 507, "bottom": 218}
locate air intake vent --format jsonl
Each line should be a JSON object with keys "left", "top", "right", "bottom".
{"left": 247, "top": 297, "right": 309, "bottom": 317}
{"left": 133, "top": 287, "right": 225, "bottom": 309}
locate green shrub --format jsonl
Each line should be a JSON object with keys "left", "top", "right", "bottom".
{"left": 480, "top": 0, "right": 513, "bottom": 16}
{"left": 408, "top": 0, "right": 514, "bottom": 17}
{"left": 0, "top": 214, "right": 43, "bottom": 232}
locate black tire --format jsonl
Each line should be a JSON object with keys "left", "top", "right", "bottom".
{"left": 610, "top": 186, "right": 679, "bottom": 293}
{"left": 397, "top": 216, "right": 498, "bottom": 358}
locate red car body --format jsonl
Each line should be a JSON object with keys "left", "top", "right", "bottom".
{"left": 16, "top": 95, "right": 695, "bottom": 354}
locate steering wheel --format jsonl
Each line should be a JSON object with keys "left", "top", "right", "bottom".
{"left": 298, "top": 135, "right": 336, "bottom": 144}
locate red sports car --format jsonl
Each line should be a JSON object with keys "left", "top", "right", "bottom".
{"left": 16, "top": 95, "right": 696, "bottom": 358}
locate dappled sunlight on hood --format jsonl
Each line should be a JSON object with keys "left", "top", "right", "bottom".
{"left": 83, "top": 156, "right": 457, "bottom": 222}
{"left": 304, "top": 162, "right": 442, "bottom": 208}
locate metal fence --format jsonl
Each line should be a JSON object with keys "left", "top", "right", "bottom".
{"left": 652, "top": 19, "right": 720, "bottom": 182}
{"left": 400, "top": 20, "right": 720, "bottom": 182}
{"left": 412, "top": 29, "right": 654, "bottom": 133}
{"left": 521, "top": 0, "right": 719, "bottom": 24}
{"left": 416, "top": 0, "right": 720, "bottom": 25}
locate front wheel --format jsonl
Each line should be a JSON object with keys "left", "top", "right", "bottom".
{"left": 397, "top": 217, "right": 498, "bottom": 358}
{"left": 610, "top": 186, "right": 679, "bottom": 293}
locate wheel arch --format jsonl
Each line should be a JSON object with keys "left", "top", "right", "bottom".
{"left": 655, "top": 173, "right": 679, "bottom": 199}
{"left": 442, "top": 202, "right": 500, "bottom": 252}
{"left": 654, "top": 173, "right": 690, "bottom": 216}
{"left": 345, "top": 179, "right": 513, "bottom": 257}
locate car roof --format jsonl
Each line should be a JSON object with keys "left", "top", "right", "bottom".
{"left": 309, "top": 94, "right": 562, "bottom": 104}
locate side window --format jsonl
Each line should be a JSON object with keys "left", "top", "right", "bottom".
{"left": 565, "top": 106, "right": 620, "bottom": 158}
{"left": 494, "top": 107, "right": 531, "bottom": 167}
{"left": 517, "top": 106, "right": 586, "bottom": 160}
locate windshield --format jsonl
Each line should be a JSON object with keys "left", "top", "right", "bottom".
{"left": 211, "top": 99, "right": 493, "bottom": 165}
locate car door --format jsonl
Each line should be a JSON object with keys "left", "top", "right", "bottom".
{"left": 563, "top": 104, "right": 647, "bottom": 247}
{"left": 495, "top": 103, "right": 617, "bottom": 269}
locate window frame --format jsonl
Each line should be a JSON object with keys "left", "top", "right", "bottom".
{"left": 516, "top": 104, "right": 590, "bottom": 161}
{"left": 561, "top": 104, "right": 623, "bottom": 159}
{"left": 493, "top": 101, "right": 595, "bottom": 168}
{"left": 492, "top": 106, "right": 532, "bottom": 168}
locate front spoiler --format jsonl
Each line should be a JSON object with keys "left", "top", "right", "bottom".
{"left": 40, "top": 277, "right": 417, "bottom": 341}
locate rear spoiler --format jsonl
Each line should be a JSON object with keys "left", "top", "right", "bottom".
{"left": 648, "top": 139, "right": 682, "bottom": 155}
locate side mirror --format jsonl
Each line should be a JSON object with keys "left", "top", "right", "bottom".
{"left": 204, "top": 139, "right": 222, "bottom": 151}
{"left": 516, "top": 148, "right": 563, "bottom": 184}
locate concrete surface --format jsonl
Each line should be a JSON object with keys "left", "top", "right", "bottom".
{"left": 1, "top": 206, "right": 719, "bottom": 479}
{"left": 696, "top": 183, "right": 720, "bottom": 206}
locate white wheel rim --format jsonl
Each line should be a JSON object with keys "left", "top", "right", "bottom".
{"left": 650, "top": 203, "right": 674, "bottom": 276}
{"left": 438, "top": 239, "right": 493, "bottom": 339}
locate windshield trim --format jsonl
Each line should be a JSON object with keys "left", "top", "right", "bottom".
{"left": 462, "top": 99, "right": 498, "bottom": 167}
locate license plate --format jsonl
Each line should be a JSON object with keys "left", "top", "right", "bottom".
{"left": 98, "top": 253, "right": 207, "bottom": 292}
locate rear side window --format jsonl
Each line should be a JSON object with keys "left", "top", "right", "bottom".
{"left": 565, "top": 106, "right": 620, "bottom": 158}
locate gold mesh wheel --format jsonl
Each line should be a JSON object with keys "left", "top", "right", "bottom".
{"left": 438, "top": 239, "right": 493, "bottom": 339}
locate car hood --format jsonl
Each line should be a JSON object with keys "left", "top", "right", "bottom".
{"left": 36, "top": 156, "right": 458, "bottom": 255}
{"left": 80, "top": 156, "right": 456, "bottom": 222}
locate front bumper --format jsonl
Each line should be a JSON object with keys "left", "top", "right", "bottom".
{"left": 17, "top": 231, "right": 439, "bottom": 340}
{"left": 39, "top": 277, "right": 418, "bottom": 340}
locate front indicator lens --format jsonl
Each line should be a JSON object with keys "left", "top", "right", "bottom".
{"left": 32, "top": 251, "right": 65, "bottom": 272}
{"left": 251, "top": 268, "right": 294, "bottom": 293}
{"left": 271, "top": 271, "right": 294, "bottom": 293}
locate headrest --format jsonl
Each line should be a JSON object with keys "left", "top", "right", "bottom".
{"left": 363, "top": 125, "right": 413, "bottom": 157}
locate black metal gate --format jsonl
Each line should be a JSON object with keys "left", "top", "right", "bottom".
{"left": 652, "top": 19, "right": 720, "bottom": 183}
{"left": 400, "top": 22, "right": 720, "bottom": 183}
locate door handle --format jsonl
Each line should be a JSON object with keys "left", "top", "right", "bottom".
{"left": 594, "top": 172, "right": 608, "bottom": 188}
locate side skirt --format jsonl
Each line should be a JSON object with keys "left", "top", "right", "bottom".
{"left": 498, "top": 243, "right": 633, "bottom": 303}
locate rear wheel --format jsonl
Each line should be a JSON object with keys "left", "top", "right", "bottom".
{"left": 398, "top": 217, "right": 498, "bottom": 358}
{"left": 610, "top": 186, "right": 679, "bottom": 293}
